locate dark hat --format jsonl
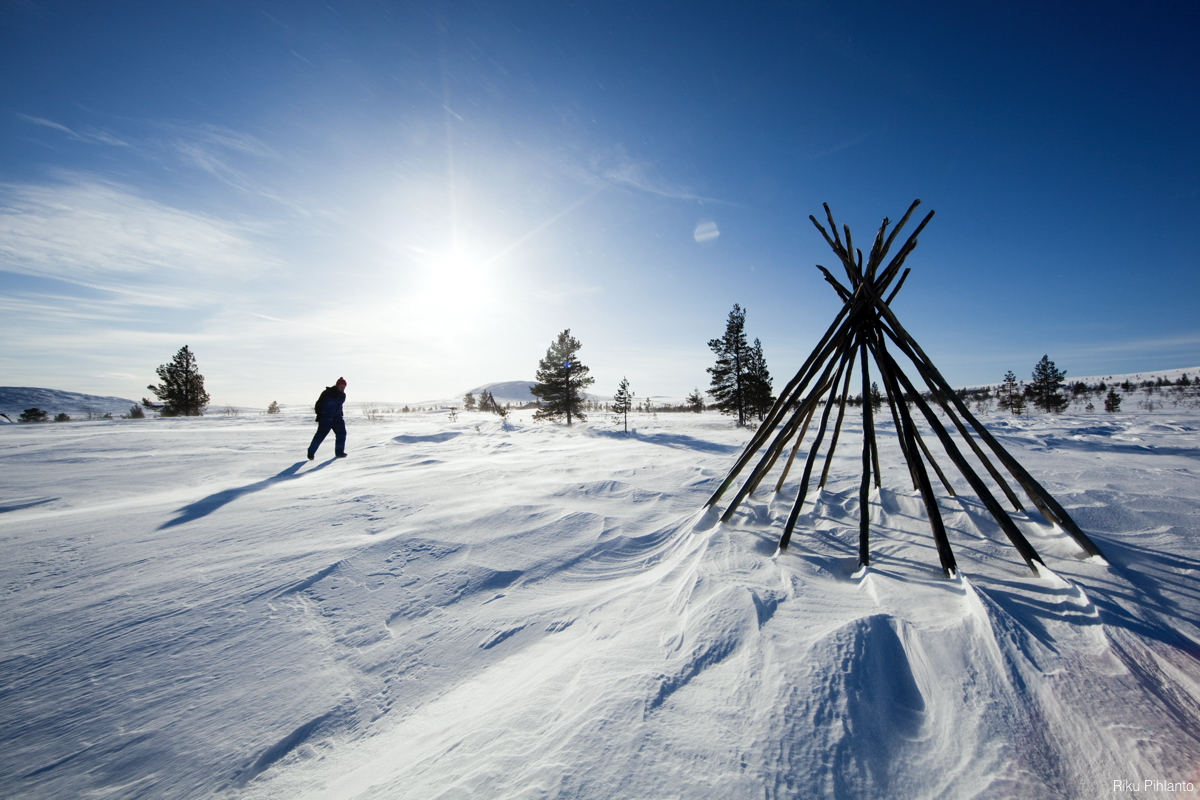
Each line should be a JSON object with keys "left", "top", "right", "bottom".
{"left": 336, "top": 377, "right": 347, "bottom": 387}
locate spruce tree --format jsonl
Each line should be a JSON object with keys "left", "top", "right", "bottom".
{"left": 685, "top": 388, "right": 705, "bottom": 413}
{"left": 147, "top": 345, "right": 210, "bottom": 416}
{"left": 1030, "top": 355, "right": 1068, "bottom": 413}
{"left": 612, "top": 377, "right": 634, "bottom": 432}
{"left": 707, "top": 303, "right": 751, "bottom": 425}
{"left": 463, "top": 391, "right": 477, "bottom": 411}
{"left": 744, "top": 337, "right": 775, "bottom": 421}
{"left": 531, "top": 329, "right": 594, "bottom": 424}
{"left": 998, "top": 370, "right": 1020, "bottom": 414}
{"left": 1104, "top": 389, "right": 1122, "bottom": 412}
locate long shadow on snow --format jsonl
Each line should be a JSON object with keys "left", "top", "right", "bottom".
{"left": 970, "top": 535, "right": 1200, "bottom": 661}
{"left": 588, "top": 428, "right": 741, "bottom": 454}
{"left": 0, "top": 497, "right": 58, "bottom": 513}
{"left": 1023, "top": 435, "right": 1200, "bottom": 461}
{"left": 158, "top": 460, "right": 332, "bottom": 529}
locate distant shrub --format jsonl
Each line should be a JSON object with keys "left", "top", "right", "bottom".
{"left": 267, "top": 401, "right": 280, "bottom": 414}
{"left": 19, "top": 408, "right": 49, "bottom": 423}
{"left": 128, "top": 405, "right": 146, "bottom": 419}
{"left": 1104, "top": 389, "right": 1122, "bottom": 413}
{"left": 54, "top": 412, "right": 71, "bottom": 422}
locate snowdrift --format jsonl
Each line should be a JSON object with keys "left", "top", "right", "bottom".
{"left": 1, "top": 408, "right": 1198, "bottom": 798}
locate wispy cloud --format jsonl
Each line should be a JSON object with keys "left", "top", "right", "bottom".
{"left": 587, "top": 147, "right": 727, "bottom": 204}
{"left": 1065, "top": 333, "right": 1200, "bottom": 358}
{"left": 249, "top": 312, "right": 359, "bottom": 337}
{"left": 16, "top": 113, "right": 129, "bottom": 146}
{"left": 170, "top": 123, "right": 279, "bottom": 192}
{"left": 811, "top": 132, "right": 869, "bottom": 159}
{"left": 0, "top": 175, "right": 277, "bottom": 289}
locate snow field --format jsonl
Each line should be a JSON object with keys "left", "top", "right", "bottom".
{"left": 2, "top": 408, "right": 1199, "bottom": 798}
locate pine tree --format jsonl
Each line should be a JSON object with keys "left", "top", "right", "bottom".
{"left": 612, "top": 377, "right": 634, "bottom": 432}
{"left": 147, "top": 345, "right": 210, "bottom": 416}
{"left": 531, "top": 329, "right": 595, "bottom": 424}
{"left": 744, "top": 337, "right": 775, "bottom": 421}
{"left": 997, "top": 370, "right": 1020, "bottom": 414}
{"left": 1104, "top": 389, "right": 1122, "bottom": 412}
{"left": 707, "top": 303, "right": 751, "bottom": 425}
{"left": 869, "top": 381, "right": 883, "bottom": 413}
{"left": 1030, "top": 355, "right": 1068, "bottom": 413}
{"left": 463, "top": 391, "right": 477, "bottom": 411}
{"left": 685, "top": 388, "right": 705, "bottom": 413}
{"left": 266, "top": 401, "right": 280, "bottom": 414}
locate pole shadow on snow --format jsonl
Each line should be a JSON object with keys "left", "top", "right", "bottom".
{"left": 587, "top": 429, "right": 741, "bottom": 454}
{"left": 158, "top": 461, "right": 332, "bottom": 530}
{"left": 0, "top": 497, "right": 59, "bottom": 514}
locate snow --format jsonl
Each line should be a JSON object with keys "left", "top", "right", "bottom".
{"left": 2, "top": 405, "right": 1199, "bottom": 798}
{"left": 0, "top": 386, "right": 139, "bottom": 420}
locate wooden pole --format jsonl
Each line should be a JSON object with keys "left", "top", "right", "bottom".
{"left": 773, "top": 402, "right": 818, "bottom": 493}
{"left": 878, "top": 320, "right": 1027, "bottom": 512}
{"left": 818, "top": 346, "right": 859, "bottom": 489}
{"left": 885, "top": 347, "right": 958, "bottom": 577}
{"left": 719, "top": 352, "right": 846, "bottom": 521}
{"left": 858, "top": 339, "right": 876, "bottom": 565}
{"left": 704, "top": 309, "right": 855, "bottom": 508}
{"left": 877, "top": 345, "right": 1045, "bottom": 574}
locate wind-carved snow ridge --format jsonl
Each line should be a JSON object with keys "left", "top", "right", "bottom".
{"left": 2, "top": 409, "right": 1200, "bottom": 799}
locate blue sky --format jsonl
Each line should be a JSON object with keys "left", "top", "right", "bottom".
{"left": 2, "top": 1, "right": 1197, "bottom": 407}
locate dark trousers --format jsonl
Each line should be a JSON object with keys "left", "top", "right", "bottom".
{"left": 309, "top": 417, "right": 346, "bottom": 457}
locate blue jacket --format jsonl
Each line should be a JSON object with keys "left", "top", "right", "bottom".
{"left": 315, "top": 386, "right": 346, "bottom": 421}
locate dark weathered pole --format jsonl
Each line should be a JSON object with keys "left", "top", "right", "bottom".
{"left": 721, "top": 344, "right": 847, "bottom": 521}
{"left": 877, "top": 320, "right": 1027, "bottom": 512}
{"left": 858, "top": 339, "right": 876, "bottom": 565}
{"left": 888, "top": 358, "right": 958, "bottom": 577}
{"left": 876, "top": 312, "right": 1102, "bottom": 557}
{"left": 704, "top": 308, "right": 855, "bottom": 508}
{"left": 773, "top": 402, "right": 818, "bottom": 493}
{"left": 818, "top": 346, "right": 859, "bottom": 489}
{"left": 878, "top": 346, "right": 1045, "bottom": 574}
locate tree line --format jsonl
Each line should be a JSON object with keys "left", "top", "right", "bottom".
{"left": 54, "top": 325, "right": 1192, "bottom": 428}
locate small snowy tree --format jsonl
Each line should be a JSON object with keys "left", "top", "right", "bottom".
{"left": 267, "top": 401, "right": 280, "bottom": 414}
{"left": 147, "top": 345, "right": 210, "bottom": 416}
{"left": 1104, "top": 389, "right": 1122, "bottom": 413}
{"left": 997, "top": 370, "right": 1026, "bottom": 415}
{"left": 19, "top": 408, "right": 49, "bottom": 422}
{"left": 1030, "top": 355, "right": 1068, "bottom": 413}
{"left": 685, "top": 388, "right": 705, "bottom": 413}
{"left": 531, "top": 329, "right": 594, "bottom": 425}
{"left": 612, "top": 377, "right": 634, "bottom": 432}
{"left": 463, "top": 391, "right": 477, "bottom": 411}
{"left": 707, "top": 304, "right": 751, "bottom": 425}
{"left": 744, "top": 337, "right": 775, "bottom": 421}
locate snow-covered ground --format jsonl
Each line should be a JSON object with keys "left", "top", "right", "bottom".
{"left": 2, "top": 406, "right": 1199, "bottom": 798}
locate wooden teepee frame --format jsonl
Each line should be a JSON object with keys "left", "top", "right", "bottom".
{"left": 704, "top": 200, "right": 1104, "bottom": 577}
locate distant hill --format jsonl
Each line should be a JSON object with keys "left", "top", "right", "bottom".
{"left": 0, "top": 387, "right": 140, "bottom": 421}
{"left": 464, "top": 380, "right": 610, "bottom": 406}
{"left": 468, "top": 381, "right": 538, "bottom": 405}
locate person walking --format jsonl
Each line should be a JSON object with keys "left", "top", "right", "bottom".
{"left": 308, "top": 377, "right": 348, "bottom": 460}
